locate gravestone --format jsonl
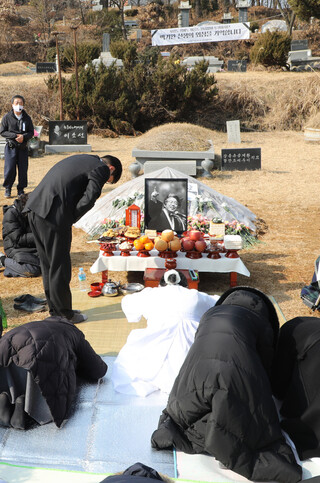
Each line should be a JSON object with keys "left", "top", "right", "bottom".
{"left": 221, "top": 148, "right": 261, "bottom": 171}
{"left": 238, "top": 8, "right": 248, "bottom": 22}
{"left": 36, "top": 62, "right": 56, "bottom": 73}
{"left": 226, "top": 120, "right": 241, "bottom": 144}
{"left": 178, "top": 0, "right": 192, "bottom": 28}
{"left": 136, "top": 29, "right": 142, "bottom": 41}
{"left": 222, "top": 12, "right": 233, "bottom": 24}
{"left": 227, "top": 60, "right": 247, "bottom": 72}
{"left": 287, "top": 38, "right": 320, "bottom": 71}
{"left": 102, "top": 33, "right": 110, "bottom": 52}
{"left": 49, "top": 121, "right": 87, "bottom": 145}
{"left": 182, "top": 56, "right": 223, "bottom": 73}
{"left": 291, "top": 39, "right": 308, "bottom": 51}
{"left": 45, "top": 121, "right": 91, "bottom": 153}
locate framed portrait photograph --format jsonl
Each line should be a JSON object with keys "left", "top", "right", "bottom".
{"left": 145, "top": 178, "right": 188, "bottom": 234}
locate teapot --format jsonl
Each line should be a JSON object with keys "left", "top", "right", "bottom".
{"left": 102, "top": 279, "right": 120, "bottom": 297}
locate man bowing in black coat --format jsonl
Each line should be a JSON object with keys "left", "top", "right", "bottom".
{"left": 25, "top": 154, "right": 122, "bottom": 323}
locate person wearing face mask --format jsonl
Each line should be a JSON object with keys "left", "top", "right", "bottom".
{"left": 0, "top": 95, "right": 34, "bottom": 198}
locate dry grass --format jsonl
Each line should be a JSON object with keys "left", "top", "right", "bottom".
{"left": 1, "top": 129, "right": 320, "bottom": 333}
{"left": 305, "top": 112, "right": 320, "bottom": 129}
{"left": 212, "top": 71, "right": 320, "bottom": 132}
{"left": 135, "top": 123, "right": 214, "bottom": 151}
{"left": 1, "top": 66, "right": 320, "bottom": 133}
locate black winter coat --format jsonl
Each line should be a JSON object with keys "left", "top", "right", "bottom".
{"left": 2, "top": 199, "right": 39, "bottom": 266}
{"left": 272, "top": 316, "right": 320, "bottom": 460}
{"left": 0, "top": 109, "right": 34, "bottom": 149}
{"left": 0, "top": 317, "right": 108, "bottom": 427}
{"left": 151, "top": 287, "right": 302, "bottom": 483}
{"left": 25, "top": 154, "right": 110, "bottom": 227}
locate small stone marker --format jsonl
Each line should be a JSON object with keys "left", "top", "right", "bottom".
{"left": 227, "top": 60, "right": 247, "bottom": 72}
{"left": 221, "top": 148, "right": 261, "bottom": 171}
{"left": 36, "top": 62, "right": 56, "bottom": 73}
{"left": 102, "top": 33, "right": 110, "bottom": 52}
{"left": 227, "top": 120, "right": 241, "bottom": 144}
{"left": 291, "top": 39, "right": 308, "bottom": 51}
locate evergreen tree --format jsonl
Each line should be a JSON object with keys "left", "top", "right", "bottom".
{"left": 288, "top": 0, "right": 320, "bottom": 21}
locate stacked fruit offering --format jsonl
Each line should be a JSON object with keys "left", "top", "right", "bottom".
{"left": 154, "top": 230, "right": 181, "bottom": 258}
{"left": 181, "top": 230, "right": 207, "bottom": 259}
{"left": 133, "top": 235, "right": 155, "bottom": 257}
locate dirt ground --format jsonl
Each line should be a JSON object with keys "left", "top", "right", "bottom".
{"left": 0, "top": 129, "right": 319, "bottom": 330}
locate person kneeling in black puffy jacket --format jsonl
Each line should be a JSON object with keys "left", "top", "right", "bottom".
{"left": 0, "top": 316, "right": 107, "bottom": 429}
{"left": 151, "top": 286, "right": 302, "bottom": 483}
{"left": 1, "top": 193, "right": 40, "bottom": 278}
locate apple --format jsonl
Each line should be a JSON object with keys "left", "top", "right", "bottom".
{"left": 195, "top": 240, "right": 207, "bottom": 252}
{"left": 182, "top": 238, "right": 195, "bottom": 251}
{"left": 189, "top": 230, "right": 202, "bottom": 241}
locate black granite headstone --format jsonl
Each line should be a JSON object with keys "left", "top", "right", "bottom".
{"left": 221, "top": 148, "right": 261, "bottom": 171}
{"left": 291, "top": 39, "right": 308, "bottom": 51}
{"left": 227, "top": 60, "right": 247, "bottom": 72}
{"left": 49, "top": 121, "right": 87, "bottom": 145}
{"left": 36, "top": 62, "right": 56, "bottom": 73}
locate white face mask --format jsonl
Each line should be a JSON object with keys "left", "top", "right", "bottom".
{"left": 12, "top": 104, "right": 23, "bottom": 112}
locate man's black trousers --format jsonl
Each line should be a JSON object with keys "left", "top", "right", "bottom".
{"left": 28, "top": 212, "right": 73, "bottom": 319}
{"left": 3, "top": 144, "right": 28, "bottom": 192}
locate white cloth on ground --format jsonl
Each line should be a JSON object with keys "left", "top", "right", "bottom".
{"left": 112, "top": 285, "right": 219, "bottom": 397}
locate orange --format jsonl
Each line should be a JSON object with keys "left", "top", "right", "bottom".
{"left": 134, "top": 239, "right": 144, "bottom": 251}
{"left": 140, "top": 235, "right": 150, "bottom": 245}
{"left": 144, "top": 241, "right": 154, "bottom": 251}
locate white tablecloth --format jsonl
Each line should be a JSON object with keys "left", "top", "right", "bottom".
{"left": 90, "top": 249, "right": 250, "bottom": 277}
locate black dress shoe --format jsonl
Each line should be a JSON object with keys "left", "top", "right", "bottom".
{"left": 4, "top": 189, "right": 11, "bottom": 198}
{"left": 14, "top": 301, "right": 46, "bottom": 313}
{"left": 14, "top": 294, "right": 47, "bottom": 305}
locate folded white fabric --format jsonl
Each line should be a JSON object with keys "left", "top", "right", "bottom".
{"left": 224, "top": 235, "right": 243, "bottom": 250}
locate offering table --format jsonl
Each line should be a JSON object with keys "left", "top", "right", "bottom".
{"left": 90, "top": 249, "right": 250, "bottom": 288}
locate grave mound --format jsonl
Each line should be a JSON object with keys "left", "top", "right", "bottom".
{"left": 136, "top": 123, "right": 214, "bottom": 152}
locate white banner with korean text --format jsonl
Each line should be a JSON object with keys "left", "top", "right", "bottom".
{"left": 151, "top": 23, "right": 250, "bottom": 46}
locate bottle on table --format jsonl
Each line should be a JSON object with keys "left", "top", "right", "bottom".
{"left": 78, "top": 268, "right": 87, "bottom": 292}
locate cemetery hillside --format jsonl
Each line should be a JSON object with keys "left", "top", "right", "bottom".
{"left": 0, "top": 0, "right": 320, "bottom": 326}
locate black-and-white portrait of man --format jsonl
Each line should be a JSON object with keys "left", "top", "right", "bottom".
{"left": 145, "top": 179, "right": 188, "bottom": 233}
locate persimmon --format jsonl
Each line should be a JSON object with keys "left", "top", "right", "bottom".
{"left": 134, "top": 239, "right": 144, "bottom": 251}
{"left": 140, "top": 235, "right": 150, "bottom": 245}
{"left": 144, "top": 241, "right": 154, "bottom": 251}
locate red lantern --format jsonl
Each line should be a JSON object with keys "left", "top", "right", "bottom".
{"left": 125, "top": 204, "right": 141, "bottom": 229}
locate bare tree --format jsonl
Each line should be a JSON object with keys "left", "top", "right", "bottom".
{"left": 275, "top": 0, "right": 296, "bottom": 34}
{"left": 30, "top": 0, "right": 62, "bottom": 45}
{"left": 110, "top": 0, "right": 127, "bottom": 39}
